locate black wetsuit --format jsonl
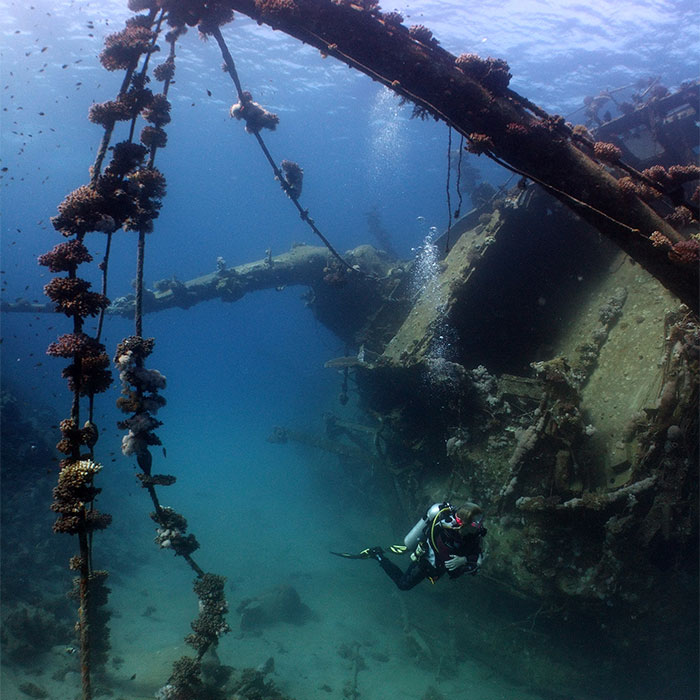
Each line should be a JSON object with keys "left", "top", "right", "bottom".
{"left": 378, "top": 526, "right": 483, "bottom": 590}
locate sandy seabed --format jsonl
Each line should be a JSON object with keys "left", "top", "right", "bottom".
{"left": 1, "top": 539, "right": 547, "bottom": 700}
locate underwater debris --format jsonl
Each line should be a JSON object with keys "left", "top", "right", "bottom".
{"left": 236, "top": 584, "right": 311, "bottom": 634}
{"left": 3, "top": 604, "right": 72, "bottom": 665}
{"left": 17, "top": 682, "right": 49, "bottom": 699}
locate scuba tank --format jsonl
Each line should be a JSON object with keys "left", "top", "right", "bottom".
{"left": 403, "top": 502, "right": 445, "bottom": 550}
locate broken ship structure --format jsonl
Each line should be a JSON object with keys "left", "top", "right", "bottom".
{"left": 96, "top": 88, "right": 697, "bottom": 696}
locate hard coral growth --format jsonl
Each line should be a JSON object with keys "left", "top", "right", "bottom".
{"left": 255, "top": 0, "right": 299, "bottom": 18}
{"left": 44, "top": 277, "right": 109, "bottom": 318}
{"left": 58, "top": 457, "right": 102, "bottom": 486}
{"left": 152, "top": 506, "right": 201, "bottom": 556}
{"left": 47, "top": 333, "right": 106, "bottom": 359}
{"left": 38, "top": 240, "right": 93, "bottom": 273}
{"left": 668, "top": 164, "right": 700, "bottom": 183}
{"left": 668, "top": 239, "right": 700, "bottom": 266}
{"left": 593, "top": 141, "right": 622, "bottom": 164}
{"left": 505, "top": 122, "right": 529, "bottom": 138}
{"left": 280, "top": 159, "right": 303, "bottom": 199}
{"left": 153, "top": 57, "right": 176, "bottom": 82}
{"left": 137, "top": 472, "right": 176, "bottom": 487}
{"left": 128, "top": 166, "right": 167, "bottom": 199}
{"left": 52, "top": 185, "right": 111, "bottom": 236}
{"left": 51, "top": 458, "right": 105, "bottom": 534}
{"left": 165, "top": 656, "right": 204, "bottom": 699}
{"left": 89, "top": 81, "right": 155, "bottom": 127}
{"left": 142, "top": 93, "right": 172, "bottom": 127}
{"left": 197, "top": 0, "right": 236, "bottom": 34}
{"left": 455, "top": 53, "right": 511, "bottom": 91}
{"left": 115, "top": 334, "right": 155, "bottom": 360}
{"left": 186, "top": 573, "right": 230, "bottom": 653}
{"left": 140, "top": 125, "right": 168, "bottom": 149}
{"left": 617, "top": 175, "right": 660, "bottom": 202}
{"left": 56, "top": 418, "right": 82, "bottom": 454}
{"left": 88, "top": 99, "right": 136, "bottom": 126}
{"left": 114, "top": 335, "right": 166, "bottom": 461}
{"left": 85, "top": 509, "right": 114, "bottom": 532}
{"left": 666, "top": 206, "right": 695, "bottom": 229}
{"left": 382, "top": 11, "right": 404, "bottom": 26}
{"left": 62, "top": 352, "right": 114, "bottom": 396}
{"left": 105, "top": 141, "right": 148, "bottom": 176}
{"left": 466, "top": 132, "right": 495, "bottom": 155}
{"left": 408, "top": 24, "right": 436, "bottom": 44}
{"left": 642, "top": 165, "right": 672, "bottom": 186}
{"left": 124, "top": 167, "right": 167, "bottom": 232}
{"left": 163, "top": 0, "right": 233, "bottom": 31}
{"left": 100, "top": 23, "right": 157, "bottom": 71}
{"left": 230, "top": 91, "right": 279, "bottom": 133}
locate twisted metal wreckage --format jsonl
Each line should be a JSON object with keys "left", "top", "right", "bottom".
{"left": 12, "top": 1, "right": 698, "bottom": 699}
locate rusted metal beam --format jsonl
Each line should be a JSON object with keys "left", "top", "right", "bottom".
{"left": 222, "top": 0, "right": 698, "bottom": 312}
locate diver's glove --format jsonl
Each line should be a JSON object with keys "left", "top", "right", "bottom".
{"left": 368, "top": 546, "right": 384, "bottom": 562}
{"left": 410, "top": 541, "right": 426, "bottom": 562}
{"left": 445, "top": 555, "right": 468, "bottom": 571}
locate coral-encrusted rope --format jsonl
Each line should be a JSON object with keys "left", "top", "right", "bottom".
{"left": 211, "top": 25, "right": 356, "bottom": 273}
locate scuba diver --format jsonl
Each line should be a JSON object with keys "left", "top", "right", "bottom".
{"left": 332, "top": 502, "right": 486, "bottom": 590}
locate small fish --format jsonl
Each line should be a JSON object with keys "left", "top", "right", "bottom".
{"left": 65, "top": 646, "right": 78, "bottom": 655}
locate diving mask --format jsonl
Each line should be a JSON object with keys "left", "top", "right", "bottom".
{"left": 441, "top": 511, "right": 464, "bottom": 529}
{"left": 469, "top": 514, "right": 486, "bottom": 535}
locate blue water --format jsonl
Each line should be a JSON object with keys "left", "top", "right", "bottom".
{"left": 1, "top": 2, "right": 699, "bottom": 699}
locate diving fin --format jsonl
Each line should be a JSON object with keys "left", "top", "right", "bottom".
{"left": 330, "top": 544, "right": 407, "bottom": 559}
{"left": 329, "top": 548, "right": 375, "bottom": 559}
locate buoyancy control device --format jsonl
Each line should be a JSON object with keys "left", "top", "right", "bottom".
{"left": 403, "top": 502, "right": 451, "bottom": 551}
